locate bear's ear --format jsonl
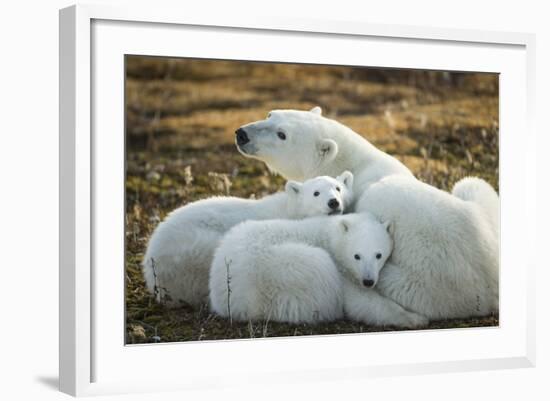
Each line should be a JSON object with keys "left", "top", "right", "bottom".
{"left": 285, "top": 180, "right": 302, "bottom": 195}
{"left": 337, "top": 170, "right": 354, "bottom": 190}
{"left": 383, "top": 221, "right": 394, "bottom": 236}
{"left": 340, "top": 219, "right": 350, "bottom": 233}
{"left": 317, "top": 139, "right": 338, "bottom": 161}
{"left": 310, "top": 106, "right": 322, "bottom": 115}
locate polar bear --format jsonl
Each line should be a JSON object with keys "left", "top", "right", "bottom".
{"left": 234, "top": 106, "right": 413, "bottom": 206}
{"left": 452, "top": 176, "right": 500, "bottom": 238}
{"left": 236, "top": 108, "right": 499, "bottom": 321}
{"left": 142, "top": 172, "right": 354, "bottom": 307}
{"left": 356, "top": 174, "right": 499, "bottom": 320}
{"left": 209, "top": 213, "right": 428, "bottom": 328}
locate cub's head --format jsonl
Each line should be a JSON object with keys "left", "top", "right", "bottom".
{"left": 285, "top": 171, "right": 354, "bottom": 218}
{"left": 235, "top": 107, "right": 339, "bottom": 181}
{"left": 332, "top": 213, "right": 393, "bottom": 288}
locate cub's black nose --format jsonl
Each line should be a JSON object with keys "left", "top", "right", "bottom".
{"left": 235, "top": 128, "right": 250, "bottom": 146}
{"left": 328, "top": 198, "right": 340, "bottom": 209}
{"left": 363, "top": 279, "right": 375, "bottom": 288}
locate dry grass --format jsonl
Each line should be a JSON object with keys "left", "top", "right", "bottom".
{"left": 125, "top": 56, "right": 499, "bottom": 344}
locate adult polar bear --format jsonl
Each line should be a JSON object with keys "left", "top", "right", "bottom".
{"left": 356, "top": 175, "right": 499, "bottom": 320}
{"left": 235, "top": 107, "right": 499, "bottom": 321}
{"left": 235, "top": 106, "right": 413, "bottom": 204}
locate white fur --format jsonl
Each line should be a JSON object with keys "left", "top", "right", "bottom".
{"left": 237, "top": 108, "right": 499, "bottom": 322}
{"left": 209, "top": 213, "right": 428, "bottom": 328}
{"left": 356, "top": 175, "right": 499, "bottom": 320}
{"left": 452, "top": 176, "right": 500, "bottom": 238}
{"left": 142, "top": 173, "right": 354, "bottom": 307}
{"left": 235, "top": 107, "right": 413, "bottom": 206}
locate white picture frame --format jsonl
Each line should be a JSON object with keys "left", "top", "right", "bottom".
{"left": 59, "top": 3, "right": 536, "bottom": 397}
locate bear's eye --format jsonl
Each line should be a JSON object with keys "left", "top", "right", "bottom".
{"left": 376, "top": 253, "right": 382, "bottom": 259}
{"left": 354, "top": 254, "right": 361, "bottom": 260}
{"left": 314, "top": 191, "right": 320, "bottom": 197}
{"left": 336, "top": 187, "right": 341, "bottom": 192}
{"left": 277, "top": 131, "right": 286, "bottom": 140}
{"left": 267, "top": 112, "right": 272, "bottom": 118}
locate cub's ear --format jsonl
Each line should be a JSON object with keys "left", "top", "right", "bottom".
{"left": 383, "top": 221, "right": 394, "bottom": 236}
{"left": 340, "top": 218, "right": 350, "bottom": 233}
{"left": 317, "top": 139, "right": 338, "bottom": 161}
{"left": 285, "top": 180, "right": 302, "bottom": 195}
{"left": 310, "top": 106, "right": 322, "bottom": 115}
{"left": 337, "top": 170, "right": 354, "bottom": 189}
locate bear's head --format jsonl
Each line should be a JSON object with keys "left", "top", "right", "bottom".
{"left": 332, "top": 213, "right": 394, "bottom": 288}
{"left": 234, "top": 107, "right": 339, "bottom": 181}
{"left": 284, "top": 171, "right": 353, "bottom": 218}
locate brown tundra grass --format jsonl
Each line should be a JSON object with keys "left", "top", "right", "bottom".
{"left": 125, "top": 56, "right": 499, "bottom": 344}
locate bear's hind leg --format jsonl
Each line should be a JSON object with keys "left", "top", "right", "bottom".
{"left": 255, "top": 243, "right": 344, "bottom": 324}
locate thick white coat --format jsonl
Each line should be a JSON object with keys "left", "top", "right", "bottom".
{"left": 235, "top": 107, "right": 413, "bottom": 207}
{"left": 142, "top": 173, "right": 353, "bottom": 306}
{"left": 209, "top": 213, "right": 428, "bottom": 327}
{"left": 356, "top": 174, "right": 500, "bottom": 320}
{"left": 452, "top": 176, "right": 500, "bottom": 238}
{"left": 237, "top": 108, "right": 499, "bottom": 321}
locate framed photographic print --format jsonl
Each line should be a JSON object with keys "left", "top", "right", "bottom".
{"left": 59, "top": 3, "right": 536, "bottom": 397}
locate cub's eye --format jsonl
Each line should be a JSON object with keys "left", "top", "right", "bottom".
{"left": 336, "top": 187, "right": 341, "bottom": 192}
{"left": 354, "top": 254, "right": 361, "bottom": 260}
{"left": 376, "top": 253, "right": 382, "bottom": 259}
{"left": 314, "top": 191, "right": 320, "bottom": 197}
{"left": 277, "top": 131, "right": 286, "bottom": 140}
{"left": 267, "top": 112, "right": 272, "bottom": 118}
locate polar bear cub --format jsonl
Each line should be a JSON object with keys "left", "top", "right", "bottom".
{"left": 209, "top": 213, "right": 428, "bottom": 327}
{"left": 143, "top": 172, "right": 354, "bottom": 307}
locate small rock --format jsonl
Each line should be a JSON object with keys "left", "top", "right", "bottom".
{"left": 146, "top": 171, "right": 161, "bottom": 182}
{"left": 130, "top": 324, "right": 146, "bottom": 340}
{"left": 208, "top": 172, "right": 232, "bottom": 195}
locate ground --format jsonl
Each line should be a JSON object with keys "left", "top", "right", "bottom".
{"left": 124, "top": 56, "right": 499, "bottom": 344}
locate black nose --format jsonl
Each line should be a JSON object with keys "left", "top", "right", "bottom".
{"left": 363, "top": 279, "right": 375, "bottom": 288}
{"left": 328, "top": 198, "right": 340, "bottom": 209}
{"left": 235, "top": 128, "right": 249, "bottom": 146}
